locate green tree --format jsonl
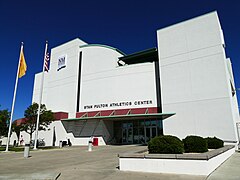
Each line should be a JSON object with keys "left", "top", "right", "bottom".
{"left": 0, "top": 108, "right": 10, "bottom": 137}
{"left": 21, "top": 103, "right": 54, "bottom": 141}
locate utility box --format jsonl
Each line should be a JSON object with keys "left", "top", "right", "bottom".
{"left": 59, "top": 141, "right": 63, "bottom": 148}
{"left": 88, "top": 141, "right": 92, "bottom": 151}
{"left": 93, "top": 138, "right": 98, "bottom": 146}
{"left": 24, "top": 144, "right": 30, "bottom": 158}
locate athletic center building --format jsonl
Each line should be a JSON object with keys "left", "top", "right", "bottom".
{"left": 20, "top": 12, "right": 240, "bottom": 146}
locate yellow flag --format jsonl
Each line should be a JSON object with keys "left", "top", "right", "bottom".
{"left": 18, "top": 48, "right": 27, "bottom": 78}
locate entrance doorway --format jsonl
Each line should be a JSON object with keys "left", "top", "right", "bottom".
{"left": 114, "top": 120, "right": 163, "bottom": 144}
{"left": 122, "top": 122, "right": 133, "bottom": 144}
{"left": 145, "top": 126, "right": 158, "bottom": 143}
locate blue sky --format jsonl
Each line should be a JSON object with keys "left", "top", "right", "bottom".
{"left": 1, "top": 0, "right": 240, "bottom": 120}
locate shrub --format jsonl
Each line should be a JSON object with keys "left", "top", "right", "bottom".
{"left": 205, "top": 137, "right": 224, "bottom": 149}
{"left": 183, "top": 135, "right": 208, "bottom": 153}
{"left": 148, "top": 135, "right": 184, "bottom": 154}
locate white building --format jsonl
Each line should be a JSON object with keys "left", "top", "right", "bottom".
{"left": 19, "top": 11, "right": 240, "bottom": 146}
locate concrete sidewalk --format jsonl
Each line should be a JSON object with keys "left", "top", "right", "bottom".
{"left": 207, "top": 152, "right": 240, "bottom": 179}
{"left": 0, "top": 145, "right": 239, "bottom": 180}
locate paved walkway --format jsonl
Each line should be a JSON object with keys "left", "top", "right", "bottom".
{"left": 207, "top": 152, "right": 240, "bottom": 180}
{"left": 0, "top": 145, "right": 239, "bottom": 180}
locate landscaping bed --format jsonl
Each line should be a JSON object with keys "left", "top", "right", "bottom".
{"left": 119, "top": 145, "right": 235, "bottom": 175}
{"left": 118, "top": 135, "right": 235, "bottom": 176}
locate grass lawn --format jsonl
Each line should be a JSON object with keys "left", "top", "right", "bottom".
{"left": 0, "top": 146, "right": 58, "bottom": 152}
{"left": 0, "top": 146, "right": 24, "bottom": 152}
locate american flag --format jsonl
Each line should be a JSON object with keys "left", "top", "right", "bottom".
{"left": 44, "top": 52, "right": 50, "bottom": 72}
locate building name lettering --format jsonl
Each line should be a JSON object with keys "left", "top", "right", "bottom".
{"left": 83, "top": 100, "right": 153, "bottom": 110}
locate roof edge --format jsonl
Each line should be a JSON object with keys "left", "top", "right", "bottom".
{"left": 61, "top": 112, "right": 176, "bottom": 121}
{"left": 79, "top": 44, "right": 126, "bottom": 56}
{"left": 157, "top": 11, "right": 218, "bottom": 32}
{"left": 119, "top": 48, "right": 157, "bottom": 60}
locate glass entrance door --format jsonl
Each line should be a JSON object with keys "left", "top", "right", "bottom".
{"left": 122, "top": 122, "right": 133, "bottom": 144}
{"left": 145, "top": 126, "right": 158, "bottom": 143}
{"left": 114, "top": 120, "right": 163, "bottom": 144}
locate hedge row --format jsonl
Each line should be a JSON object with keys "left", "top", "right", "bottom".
{"left": 183, "top": 136, "right": 208, "bottom": 153}
{"left": 148, "top": 135, "right": 223, "bottom": 154}
{"left": 206, "top": 137, "right": 224, "bottom": 149}
{"left": 148, "top": 135, "right": 184, "bottom": 154}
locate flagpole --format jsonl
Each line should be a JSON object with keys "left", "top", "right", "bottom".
{"left": 5, "top": 42, "right": 24, "bottom": 152}
{"left": 33, "top": 41, "right": 48, "bottom": 150}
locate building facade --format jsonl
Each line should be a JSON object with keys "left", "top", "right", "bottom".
{"left": 18, "top": 12, "right": 239, "bottom": 147}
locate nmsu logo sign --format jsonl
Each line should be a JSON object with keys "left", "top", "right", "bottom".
{"left": 57, "top": 55, "right": 67, "bottom": 71}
